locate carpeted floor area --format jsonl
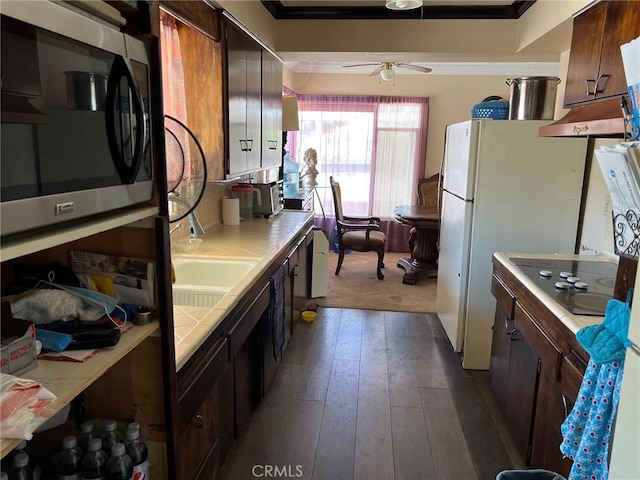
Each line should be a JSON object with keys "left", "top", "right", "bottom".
{"left": 313, "top": 251, "right": 437, "bottom": 313}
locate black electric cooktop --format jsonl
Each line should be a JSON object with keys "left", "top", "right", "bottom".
{"left": 511, "top": 258, "right": 618, "bottom": 316}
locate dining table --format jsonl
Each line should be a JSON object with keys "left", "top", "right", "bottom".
{"left": 393, "top": 204, "right": 439, "bottom": 285}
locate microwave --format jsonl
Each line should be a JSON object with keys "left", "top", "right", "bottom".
{"left": 251, "top": 181, "right": 284, "bottom": 218}
{"left": 1, "top": 1, "right": 153, "bottom": 237}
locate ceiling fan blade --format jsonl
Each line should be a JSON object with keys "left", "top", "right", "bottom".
{"left": 396, "top": 63, "right": 432, "bottom": 74}
{"left": 369, "top": 66, "right": 384, "bottom": 77}
{"left": 343, "top": 63, "right": 381, "bottom": 68}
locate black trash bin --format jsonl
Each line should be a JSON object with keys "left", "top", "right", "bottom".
{"left": 496, "top": 469, "right": 567, "bottom": 480}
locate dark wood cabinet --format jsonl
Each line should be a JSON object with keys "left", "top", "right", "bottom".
{"left": 530, "top": 355, "right": 585, "bottom": 477}
{"left": 228, "top": 282, "right": 270, "bottom": 435}
{"left": 261, "top": 50, "right": 283, "bottom": 170}
{"left": 489, "top": 279, "right": 539, "bottom": 464}
{"left": 287, "top": 231, "right": 311, "bottom": 338}
{"left": 490, "top": 256, "right": 590, "bottom": 475}
{"left": 176, "top": 336, "right": 229, "bottom": 480}
{"left": 227, "top": 22, "right": 262, "bottom": 175}
{"left": 502, "top": 313, "right": 539, "bottom": 464}
{"left": 564, "top": 0, "right": 640, "bottom": 107}
{"left": 174, "top": 216, "right": 312, "bottom": 478}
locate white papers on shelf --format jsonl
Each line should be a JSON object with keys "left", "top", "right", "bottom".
{"left": 596, "top": 143, "right": 640, "bottom": 212}
{"left": 620, "top": 36, "right": 640, "bottom": 137}
{"left": 595, "top": 142, "right": 640, "bottom": 249}
{"left": 69, "top": 251, "right": 156, "bottom": 308}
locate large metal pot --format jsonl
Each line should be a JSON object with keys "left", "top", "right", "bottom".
{"left": 506, "top": 77, "right": 560, "bottom": 120}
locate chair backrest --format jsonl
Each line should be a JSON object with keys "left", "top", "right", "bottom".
{"left": 417, "top": 173, "right": 442, "bottom": 215}
{"left": 330, "top": 176, "right": 344, "bottom": 222}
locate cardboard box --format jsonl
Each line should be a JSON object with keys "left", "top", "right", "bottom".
{"left": 1, "top": 301, "right": 38, "bottom": 376}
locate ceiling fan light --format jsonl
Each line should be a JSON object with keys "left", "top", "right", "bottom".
{"left": 385, "top": 0, "right": 422, "bottom": 10}
{"left": 380, "top": 68, "right": 395, "bottom": 81}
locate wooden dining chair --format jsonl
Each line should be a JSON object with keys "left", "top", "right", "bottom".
{"left": 408, "top": 173, "right": 442, "bottom": 255}
{"left": 330, "top": 176, "right": 387, "bottom": 280}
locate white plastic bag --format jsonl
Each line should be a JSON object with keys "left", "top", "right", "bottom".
{"left": 0, "top": 373, "right": 57, "bottom": 440}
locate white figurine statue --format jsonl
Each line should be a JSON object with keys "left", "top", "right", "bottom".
{"left": 301, "top": 148, "right": 319, "bottom": 186}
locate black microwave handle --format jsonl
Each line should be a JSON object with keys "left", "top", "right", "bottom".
{"left": 105, "top": 55, "right": 146, "bottom": 184}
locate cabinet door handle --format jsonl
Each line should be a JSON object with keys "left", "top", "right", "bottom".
{"left": 510, "top": 328, "right": 519, "bottom": 341}
{"left": 594, "top": 73, "right": 610, "bottom": 94}
{"left": 193, "top": 414, "right": 204, "bottom": 428}
{"left": 240, "top": 139, "right": 249, "bottom": 151}
{"left": 268, "top": 140, "right": 278, "bottom": 150}
{"left": 504, "top": 317, "right": 515, "bottom": 335}
{"left": 247, "top": 139, "right": 254, "bottom": 151}
{"left": 561, "top": 394, "right": 568, "bottom": 418}
{"left": 585, "top": 79, "right": 597, "bottom": 96}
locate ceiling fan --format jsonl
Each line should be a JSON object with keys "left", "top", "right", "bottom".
{"left": 343, "top": 61, "right": 432, "bottom": 81}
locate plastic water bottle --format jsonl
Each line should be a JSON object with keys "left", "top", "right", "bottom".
{"left": 78, "top": 421, "right": 95, "bottom": 454}
{"left": 126, "top": 423, "right": 140, "bottom": 435}
{"left": 8, "top": 453, "right": 32, "bottom": 480}
{"left": 55, "top": 436, "right": 83, "bottom": 480}
{"left": 8, "top": 442, "right": 39, "bottom": 480}
{"left": 283, "top": 154, "right": 299, "bottom": 198}
{"left": 101, "top": 421, "right": 123, "bottom": 456}
{"left": 80, "top": 438, "right": 108, "bottom": 480}
{"left": 105, "top": 444, "right": 132, "bottom": 480}
{"left": 124, "top": 428, "right": 148, "bottom": 480}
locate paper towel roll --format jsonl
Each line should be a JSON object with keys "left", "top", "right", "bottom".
{"left": 222, "top": 197, "right": 240, "bottom": 225}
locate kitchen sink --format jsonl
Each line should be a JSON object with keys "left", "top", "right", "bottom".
{"left": 172, "top": 257, "right": 258, "bottom": 307}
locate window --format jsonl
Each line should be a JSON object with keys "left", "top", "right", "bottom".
{"left": 287, "top": 94, "right": 429, "bottom": 251}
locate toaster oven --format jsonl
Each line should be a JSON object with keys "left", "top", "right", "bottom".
{"left": 252, "top": 181, "right": 283, "bottom": 218}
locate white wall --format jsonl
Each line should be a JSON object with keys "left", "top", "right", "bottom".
{"left": 579, "top": 138, "right": 619, "bottom": 255}
{"left": 284, "top": 69, "right": 512, "bottom": 176}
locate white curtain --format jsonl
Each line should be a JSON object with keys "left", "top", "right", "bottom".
{"left": 287, "top": 94, "right": 429, "bottom": 252}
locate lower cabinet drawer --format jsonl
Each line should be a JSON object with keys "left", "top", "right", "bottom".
{"left": 177, "top": 383, "right": 220, "bottom": 480}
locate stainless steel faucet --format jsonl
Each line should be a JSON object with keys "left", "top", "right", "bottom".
{"left": 169, "top": 222, "right": 182, "bottom": 235}
{"left": 167, "top": 194, "right": 206, "bottom": 238}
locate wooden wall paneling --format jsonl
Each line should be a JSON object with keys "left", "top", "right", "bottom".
{"left": 614, "top": 255, "right": 638, "bottom": 301}
{"left": 83, "top": 352, "right": 135, "bottom": 422}
{"left": 177, "top": 21, "right": 225, "bottom": 181}
{"left": 159, "top": 1, "right": 220, "bottom": 40}
{"left": 83, "top": 337, "right": 166, "bottom": 436}
{"left": 83, "top": 337, "right": 168, "bottom": 477}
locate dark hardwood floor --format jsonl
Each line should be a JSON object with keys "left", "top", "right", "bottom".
{"left": 220, "top": 308, "right": 523, "bottom": 480}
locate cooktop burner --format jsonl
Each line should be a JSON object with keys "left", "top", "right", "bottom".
{"left": 511, "top": 258, "right": 618, "bottom": 316}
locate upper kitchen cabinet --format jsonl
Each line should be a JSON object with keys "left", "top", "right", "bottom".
{"left": 261, "top": 50, "right": 284, "bottom": 170}
{"left": 226, "top": 21, "right": 262, "bottom": 176}
{"left": 564, "top": 0, "right": 640, "bottom": 107}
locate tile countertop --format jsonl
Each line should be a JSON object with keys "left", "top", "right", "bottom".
{"left": 493, "top": 252, "right": 619, "bottom": 335}
{"left": 172, "top": 210, "right": 314, "bottom": 371}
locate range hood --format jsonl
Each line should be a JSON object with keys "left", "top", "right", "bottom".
{"left": 539, "top": 98, "right": 626, "bottom": 138}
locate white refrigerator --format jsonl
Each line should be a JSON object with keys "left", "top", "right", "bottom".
{"left": 435, "top": 120, "right": 588, "bottom": 370}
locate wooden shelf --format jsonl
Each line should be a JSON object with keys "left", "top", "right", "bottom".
{"left": 539, "top": 98, "right": 626, "bottom": 138}
{"left": 0, "top": 205, "right": 159, "bottom": 262}
{"left": 0, "top": 321, "right": 160, "bottom": 457}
